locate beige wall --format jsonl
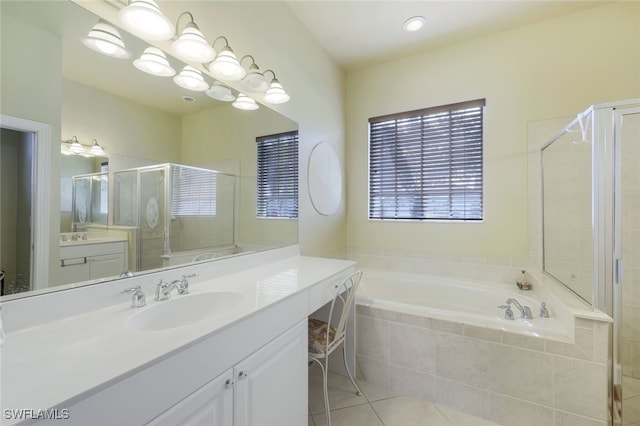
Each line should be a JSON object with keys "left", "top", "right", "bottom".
{"left": 346, "top": 2, "right": 640, "bottom": 260}
{"left": 62, "top": 80, "right": 181, "bottom": 163}
{"left": 1, "top": 13, "right": 62, "bottom": 285}
{"left": 181, "top": 104, "right": 298, "bottom": 248}
{"left": 77, "top": 0, "right": 348, "bottom": 258}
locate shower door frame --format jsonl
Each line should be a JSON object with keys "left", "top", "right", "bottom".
{"left": 610, "top": 103, "right": 640, "bottom": 425}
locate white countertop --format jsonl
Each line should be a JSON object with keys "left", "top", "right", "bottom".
{"left": 0, "top": 255, "right": 355, "bottom": 418}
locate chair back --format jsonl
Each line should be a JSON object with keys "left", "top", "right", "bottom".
{"left": 326, "top": 270, "right": 363, "bottom": 351}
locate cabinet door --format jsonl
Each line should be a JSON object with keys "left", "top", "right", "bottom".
{"left": 234, "top": 320, "right": 307, "bottom": 426}
{"left": 59, "top": 257, "right": 90, "bottom": 285}
{"left": 89, "top": 252, "right": 125, "bottom": 280}
{"left": 147, "top": 369, "right": 233, "bottom": 426}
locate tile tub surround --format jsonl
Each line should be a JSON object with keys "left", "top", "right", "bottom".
{"left": 355, "top": 305, "right": 610, "bottom": 426}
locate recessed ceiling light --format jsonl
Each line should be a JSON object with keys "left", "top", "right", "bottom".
{"left": 403, "top": 16, "right": 426, "bottom": 32}
{"left": 182, "top": 95, "right": 195, "bottom": 102}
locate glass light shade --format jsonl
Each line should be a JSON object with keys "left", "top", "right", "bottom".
{"left": 232, "top": 94, "right": 259, "bottom": 111}
{"left": 60, "top": 144, "right": 73, "bottom": 156}
{"left": 208, "top": 47, "right": 246, "bottom": 81}
{"left": 118, "top": 0, "right": 175, "bottom": 41}
{"left": 239, "top": 63, "right": 269, "bottom": 93}
{"left": 171, "top": 24, "right": 216, "bottom": 63}
{"left": 263, "top": 80, "right": 290, "bottom": 104}
{"left": 69, "top": 137, "right": 84, "bottom": 154}
{"left": 173, "top": 65, "right": 209, "bottom": 91}
{"left": 82, "top": 21, "right": 130, "bottom": 59}
{"left": 206, "top": 83, "right": 236, "bottom": 102}
{"left": 134, "top": 47, "right": 175, "bottom": 77}
{"left": 89, "top": 140, "right": 106, "bottom": 156}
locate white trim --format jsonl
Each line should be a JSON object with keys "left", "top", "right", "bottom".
{"left": 0, "top": 114, "right": 51, "bottom": 291}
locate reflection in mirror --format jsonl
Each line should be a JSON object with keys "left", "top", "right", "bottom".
{"left": 541, "top": 111, "right": 593, "bottom": 304}
{"left": 0, "top": 0, "right": 298, "bottom": 299}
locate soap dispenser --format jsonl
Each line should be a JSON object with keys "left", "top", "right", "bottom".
{"left": 516, "top": 270, "right": 532, "bottom": 291}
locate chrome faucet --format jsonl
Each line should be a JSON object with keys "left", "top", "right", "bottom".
{"left": 172, "top": 275, "right": 190, "bottom": 295}
{"left": 155, "top": 276, "right": 189, "bottom": 301}
{"left": 506, "top": 298, "right": 533, "bottom": 319}
{"left": 121, "top": 285, "right": 146, "bottom": 308}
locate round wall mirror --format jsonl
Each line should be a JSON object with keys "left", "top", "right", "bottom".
{"left": 308, "top": 142, "right": 342, "bottom": 216}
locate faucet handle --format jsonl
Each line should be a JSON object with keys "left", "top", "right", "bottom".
{"left": 121, "top": 286, "right": 146, "bottom": 308}
{"left": 522, "top": 306, "right": 533, "bottom": 319}
{"left": 497, "top": 305, "right": 514, "bottom": 320}
{"left": 539, "top": 302, "right": 550, "bottom": 318}
{"left": 155, "top": 279, "right": 171, "bottom": 301}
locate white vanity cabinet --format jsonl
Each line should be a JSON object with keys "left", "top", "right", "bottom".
{"left": 147, "top": 369, "right": 234, "bottom": 426}
{"left": 59, "top": 241, "right": 127, "bottom": 285}
{"left": 148, "top": 320, "right": 307, "bottom": 426}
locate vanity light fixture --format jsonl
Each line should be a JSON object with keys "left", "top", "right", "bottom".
{"left": 171, "top": 12, "right": 216, "bottom": 63}
{"left": 262, "top": 70, "right": 290, "bottom": 104}
{"left": 208, "top": 36, "right": 246, "bottom": 82}
{"left": 206, "top": 82, "right": 236, "bottom": 102}
{"left": 119, "top": 0, "right": 175, "bottom": 41}
{"left": 82, "top": 20, "right": 131, "bottom": 59}
{"left": 232, "top": 93, "right": 259, "bottom": 110}
{"left": 239, "top": 55, "right": 269, "bottom": 93}
{"left": 134, "top": 47, "right": 176, "bottom": 77}
{"left": 61, "top": 136, "right": 107, "bottom": 157}
{"left": 403, "top": 16, "right": 426, "bottom": 32}
{"left": 89, "top": 139, "right": 106, "bottom": 157}
{"left": 173, "top": 65, "right": 209, "bottom": 91}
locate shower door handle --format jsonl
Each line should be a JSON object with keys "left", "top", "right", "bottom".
{"left": 615, "top": 258, "right": 624, "bottom": 284}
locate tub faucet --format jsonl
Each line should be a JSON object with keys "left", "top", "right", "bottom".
{"left": 507, "top": 298, "right": 533, "bottom": 319}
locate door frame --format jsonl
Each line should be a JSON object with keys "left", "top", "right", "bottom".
{"left": 0, "top": 114, "right": 51, "bottom": 291}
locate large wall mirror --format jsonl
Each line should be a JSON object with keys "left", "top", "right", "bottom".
{"left": 1, "top": 1, "right": 298, "bottom": 299}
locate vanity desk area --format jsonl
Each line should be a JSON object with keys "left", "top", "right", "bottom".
{"left": 1, "top": 247, "right": 357, "bottom": 425}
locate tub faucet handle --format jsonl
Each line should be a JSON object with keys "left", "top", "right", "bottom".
{"left": 539, "top": 302, "right": 550, "bottom": 318}
{"left": 522, "top": 305, "right": 533, "bottom": 320}
{"left": 498, "top": 304, "right": 515, "bottom": 320}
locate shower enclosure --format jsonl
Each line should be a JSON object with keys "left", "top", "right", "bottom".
{"left": 541, "top": 99, "right": 640, "bottom": 425}
{"left": 71, "top": 172, "right": 109, "bottom": 230}
{"left": 113, "top": 163, "right": 236, "bottom": 272}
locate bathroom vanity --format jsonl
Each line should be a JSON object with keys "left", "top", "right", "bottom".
{"left": 1, "top": 248, "right": 356, "bottom": 425}
{"left": 58, "top": 239, "right": 128, "bottom": 285}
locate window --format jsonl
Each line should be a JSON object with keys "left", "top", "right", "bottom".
{"left": 170, "top": 166, "right": 217, "bottom": 216}
{"left": 368, "top": 99, "right": 485, "bottom": 221}
{"left": 257, "top": 131, "right": 299, "bottom": 218}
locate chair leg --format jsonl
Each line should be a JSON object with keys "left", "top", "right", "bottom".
{"left": 342, "top": 343, "right": 363, "bottom": 396}
{"left": 310, "top": 357, "right": 331, "bottom": 426}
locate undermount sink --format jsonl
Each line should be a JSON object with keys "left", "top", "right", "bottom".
{"left": 126, "top": 292, "right": 244, "bottom": 332}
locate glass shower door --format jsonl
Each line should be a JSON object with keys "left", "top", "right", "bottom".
{"left": 615, "top": 107, "right": 640, "bottom": 425}
{"left": 138, "top": 166, "right": 167, "bottom": 271}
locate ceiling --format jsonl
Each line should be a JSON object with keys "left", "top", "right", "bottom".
{"left": 286, "top": 1, "right": 610, "bottom": 71}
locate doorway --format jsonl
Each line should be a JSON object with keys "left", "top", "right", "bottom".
{"left": 0, "top": 128, "right": 34, "bottom": 295}
{"left": 0, "top": 114, "right": 52, "bottom": 295}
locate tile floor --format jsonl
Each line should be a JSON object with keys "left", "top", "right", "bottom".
{"left": 625, "top": 376, "right": 640, "bottom": 425}
{"left": 308, "top": 364, "right": 500, "bottom": 426}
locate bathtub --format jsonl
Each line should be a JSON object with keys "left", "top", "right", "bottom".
{"left": 356, "top": 268, "right": 569, "bottom": 339}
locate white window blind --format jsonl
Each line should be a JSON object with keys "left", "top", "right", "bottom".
{"left": 369, "top": 99, "right": 485, "bottom": 221}
{"left": 257, "top": 131, "right": 299, "bottom": 218}
{"left": 170, "top": 166, "right": 217, "bottom": 216}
